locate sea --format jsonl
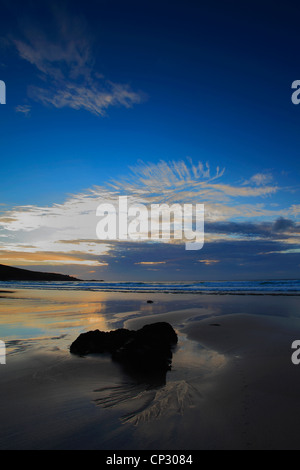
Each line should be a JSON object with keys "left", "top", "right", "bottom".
{"left": 0, "top": 279, "right": 299, "bottom": 294}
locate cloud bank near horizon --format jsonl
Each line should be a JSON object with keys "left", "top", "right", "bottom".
{"left": 0, "top": 159, "right": 299, "bottom": 277}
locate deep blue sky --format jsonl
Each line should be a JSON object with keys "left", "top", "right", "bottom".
{"left": 0, "top": 0, "right": 300, "bottom": 280}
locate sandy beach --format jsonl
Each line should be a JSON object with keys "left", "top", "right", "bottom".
{"left": 0, "top": 288, "right": 300, "bottom": 450}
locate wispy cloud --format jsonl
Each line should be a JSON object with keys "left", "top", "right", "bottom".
{"left": 11, "top": 10, "right": 143, "bottom": 116}
{"left": 135, "top": 261, "right": 167, "bottom": 265}
{"left": 108, "top": 159, "right": 226, "bottom": 202}
{"left": 15, "top": 104, "right": 31, "bottom": 116}
{"left": 243, "top": 173, "right": 273, "bottom": 186}
{"left": 108, "top": 159, "right": 278, "bottom": 205}
{"left": 0, "top": 250, "right": 104, "bottom": 267}
{"left": 198, "top": 259, "right": 220, "bottom": 265}
{"left": 290, "top": 205, "right": 300, "bottom": 216}
{"left": 27, "top": 78, "right": 143, "bottom": 116}
{"left": 204, "top": 183, "right": 278, "bottom": 198}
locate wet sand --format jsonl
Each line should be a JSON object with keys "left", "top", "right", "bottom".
{"left": 0, "top": 289, "right": 300, "bottom": 449}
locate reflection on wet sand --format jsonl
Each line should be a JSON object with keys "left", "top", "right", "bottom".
{"left": 94, "top": 380, "right": 203, "bottom": 426}
{"left": 5, "top": 335, "right": 68, "bottom": 355}
{"left": 0, "top": 289, "right": 109, "bottom": 342}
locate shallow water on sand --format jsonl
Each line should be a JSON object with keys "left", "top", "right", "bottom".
{"left": 1, "top": 289, "right": 300, "bottom": 449}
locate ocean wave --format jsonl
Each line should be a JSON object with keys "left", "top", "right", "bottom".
{"left": 0, "top": 279, "right": 299, "bottom": 294}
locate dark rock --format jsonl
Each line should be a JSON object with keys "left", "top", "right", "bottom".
{"left": 70, "top": 322, "right": 178, "bottom": 373}
{"left": 70, "top": 328, "right": 132, "bottom": 355}
{"left": 112, "top": 322, "right": 178, "bottom": 372}
{"left": 147, "top": 300, "right": 154, "bottom": 304}
{"left": 210, "top": 323, "right": 221, "bottom": 327}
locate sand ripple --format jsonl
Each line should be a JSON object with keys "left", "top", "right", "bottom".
{"left": 94, "top": 380, "right": 202, "bottom": 425}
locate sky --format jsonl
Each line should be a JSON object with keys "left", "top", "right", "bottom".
{"left": 0, "top": 0, "right": 300, "bottom": 281}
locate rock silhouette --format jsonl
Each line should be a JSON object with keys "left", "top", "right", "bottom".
{"left": 70, "top": 322, "right": 178, "bottom": 373}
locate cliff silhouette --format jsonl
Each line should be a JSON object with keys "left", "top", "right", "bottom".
{"left": 0, "top": 264, "right": 79, "bottom": 282}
